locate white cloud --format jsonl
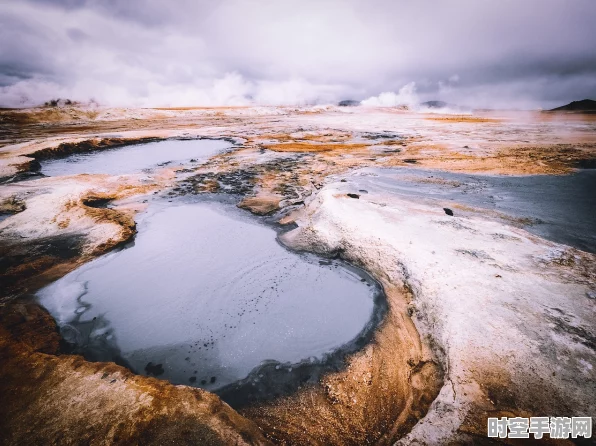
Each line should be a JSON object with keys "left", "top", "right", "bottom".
{"left": 1, "top": 0, "right": 595, "bottom": 108}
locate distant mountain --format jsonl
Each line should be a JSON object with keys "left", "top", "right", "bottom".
{"left": 549, "top": 99, "right": 596, "bottom": 111}
{"left": 420, "top": 100, "right": 448, "bottom": 109}
{"left": 338, "top": 100, "right": 360, "bottom": 107}
{"left": 418, "top": 100, "right": 471, "bottom": 113}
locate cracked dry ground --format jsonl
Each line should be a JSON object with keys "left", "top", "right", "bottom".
{"left": 0, "top": 106, "right": 595, "bottom": 445}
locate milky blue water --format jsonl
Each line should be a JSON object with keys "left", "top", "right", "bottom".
{"left": 41, "top": 139, "right": 230, "bottom": 176}
{"left": 37, "top": 200, "right": 378, "bottom": 393}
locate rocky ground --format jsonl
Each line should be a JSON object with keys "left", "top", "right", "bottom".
{"left": 0, "top": 105, "right": 595, "bottom": 445}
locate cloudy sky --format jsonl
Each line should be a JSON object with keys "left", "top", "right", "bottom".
{"left": 1, "top": 0, "right": 595, "bottom": 108}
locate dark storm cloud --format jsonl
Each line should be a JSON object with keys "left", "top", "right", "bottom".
{"left": 1, "top": 0, "right": 595, "bottom": 107}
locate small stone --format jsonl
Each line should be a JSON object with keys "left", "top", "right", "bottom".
{"left": 586, "top": 291, "right": 596, "bottom": 300}
{"left": 144, "top": 362, "right": 164, "bottom": 376}
{"left": 347, "top": 193, "right": 360, "bottom": 199}
{"left": 443, "top": 208, "right": 454, "bottom": 216}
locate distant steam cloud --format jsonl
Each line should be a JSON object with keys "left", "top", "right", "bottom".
{"left": 0, "top": 73, "right": 345, "bottom": 107}
{"left": 360, "top": 83, "right": 419, "bottom": 107}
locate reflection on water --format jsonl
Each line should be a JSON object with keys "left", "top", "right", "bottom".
{"left": 41, "top": 139, "right": 231, "bottom": 176}
{"left": 37, "top": 200, "right": 378, "bottom": 394}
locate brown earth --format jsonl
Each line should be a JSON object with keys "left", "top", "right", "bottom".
{"left": 238, "top": 194, "right": 282, "bottom": 215}
{"left": 242, "top": 280, "right": 443, "bottom": 445}
{"left": 0, "top": 303, "right": 269, "bottom": 446}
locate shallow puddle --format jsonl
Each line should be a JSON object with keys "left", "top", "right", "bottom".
{"left": 37, "top": 199, "right": 381, "bottom": 404}
{"left": 40, "top": 139, "right": 231, "bottom": 176}
{"left": 349, "top": 167, "right": 596, "bottom": 253}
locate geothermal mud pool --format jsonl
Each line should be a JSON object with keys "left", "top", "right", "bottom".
{"left": 36, "top": 198, "right": 383, "bottom": 404}
{"left": 40, "top": 138, "right": 231, "bottom": 176}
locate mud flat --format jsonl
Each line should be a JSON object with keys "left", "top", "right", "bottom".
{"left": 36, "top": 198, "right": 383, "bottom": 405}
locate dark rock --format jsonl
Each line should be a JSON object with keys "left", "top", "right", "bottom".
{"left": 403, "top": 159, "right": 418, "bottom": 164}
{"left": 338, "top": 100, "right": 360, "bottom": 107}
{"left": 0, "top": 171, "right": 45, "bottom": 184}
{"left": 577, "top": 159, "right": 596, "bottom": 169}
{"left": 26, "top": 159, "right": 42, "bottom": 172}
{"left": 82, "top": 197, "right": 112, "bottom": 209}
{"left": 420, "top": 101, "right": 470, "bottom": 112}
{"left": 144, "top": 362, "right": 165, "bottom": 376}
{"left": 210, "top": 376, "right": 216, "bottom": 384}
{"left": 189, "top": 376, "right": 197, "bottom": 383}
{"left": 347, "top": 193, "right": 360, "bottom": 199}
{"left": 443, "top": 208, "right": 454, "bottom": 216}
{"left": 362, "top": 132, "right": 402, "bottom": 140}
{"left": 421, "top": 100, "right": 448, "bottom": 109}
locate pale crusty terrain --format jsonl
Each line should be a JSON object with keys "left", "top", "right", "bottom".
{"left": 0, "top": 105, "right": 595, "bottom": 445}
{"left": 282, "top": 183, "right": 595, "bottom": 445}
